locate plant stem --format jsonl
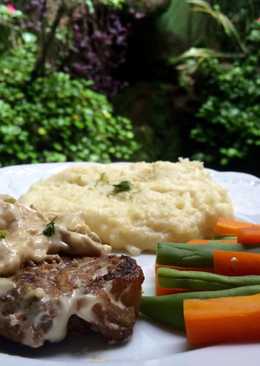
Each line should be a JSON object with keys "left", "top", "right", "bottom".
{"left": 29, "top": 0, "right": 67, "bottom": 83}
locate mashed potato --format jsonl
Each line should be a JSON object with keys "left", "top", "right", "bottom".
{"left": 20, "top": 160, "right": 233, "bottom": 253}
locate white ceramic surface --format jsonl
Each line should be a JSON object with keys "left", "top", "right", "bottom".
{"left": 0, "top": 163, "right": 260, "bottom": 366}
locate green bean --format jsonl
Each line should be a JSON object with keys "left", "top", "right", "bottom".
{"left": 141, "top": 285, "right": 260, "bottom": 331}
{"left": 214, "top": 236, "right": 237, "bottom": 240}
{"left": 157, "top": 242, "right": 260, "bottom": 268}
{"left": 158, "top": 267, "right": 260, "bottom": 291}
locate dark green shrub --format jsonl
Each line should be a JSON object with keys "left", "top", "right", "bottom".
{"left": 189, "top": 21, "right": 260, "bottom": 169}
{"left": 0, "top": 4, "right": 23, "bottom": 53}
{"left": 0, "top": 39, "right": 139, "bottom": 166}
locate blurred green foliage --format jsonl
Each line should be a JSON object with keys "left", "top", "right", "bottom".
{"left": 176, "top": 19, "right": 260, "bottom": 171}
{"left": 155, "top": 0, "right": 260, "bottom": 57}
{"left": 0, "top": 38, "right": 138, "bottom": 166}
{"left": 0, "top": 4, "right": 23, "bottom": 53}
{"left": 1, "top": 0, "right": 260, "bottom": 171}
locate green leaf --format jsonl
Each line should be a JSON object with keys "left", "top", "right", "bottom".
{"left": 42, "top": 220, "right": 56, "bottom": 237}
{"left": 0, "top": 230, "right": 7, "bottom": 239}
{"left": 112, "top": 180, "right": 132, "bottom": 194}
{"left": 188, "top": 0, "right": 247, "bottom": 52}
{"left": 171, "top": 47, "right": 221, "bottom": 64}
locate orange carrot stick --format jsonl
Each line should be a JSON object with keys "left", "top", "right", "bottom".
{"left": 213, "top": 250, "right": 260, "bottom": 276}
{"left": 187, "top": 239, "right": 237, "bottom": 244}
{"left": 214, "top": 217, "right": 255, "bottom": 236}
{"left": 238, "top": 226, "right": 260, "bottom": 245}
{"left": 184, "top": 293, "right": 260, "bottom": 347}
{"left": 187, "top": 239, "right": 212, "bottom": 244}
{"left": 156, "top": 283, "right": 187, "bottom": 296}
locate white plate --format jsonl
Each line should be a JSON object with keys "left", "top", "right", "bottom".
{"left": 0, "top": 163, "right": 260, "bottom": 366}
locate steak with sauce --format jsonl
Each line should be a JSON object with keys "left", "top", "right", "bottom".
{"left": 0, "top": 255, "right": 144, "bottom": 348}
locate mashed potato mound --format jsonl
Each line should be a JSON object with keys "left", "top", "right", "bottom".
{"left": 20, "top": 160, "right": 233, "bottom": 253}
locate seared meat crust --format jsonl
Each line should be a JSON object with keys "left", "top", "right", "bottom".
{"left": 0, "top": 255, "right": 144, "bottom": 348}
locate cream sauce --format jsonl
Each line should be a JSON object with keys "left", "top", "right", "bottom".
{"left": 44, "top": 283, "right": 131, "bottom": 344}
{"left": 0, "top": 196, "right": 111, "bottom": 275}
{"left": 0, "top": 278, "right": 15, "bottom": 296}
{"left": 45, "top": 291, "right": 104, "bottom": 342}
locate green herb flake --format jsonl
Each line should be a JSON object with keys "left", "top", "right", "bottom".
{"left": 4, "top": 197, "right": 16, "bottom": 204}
{"left": 0, "top": 230, "right": 7, "bottom": 239}
{"left": 96, "top": 172, "right": 109, "bottom": 186}
{"left": 112, "top": 180, "right": 132, "bottom": 194}
{"left": 42, "top": 220, "right": 56, "bottom": 237}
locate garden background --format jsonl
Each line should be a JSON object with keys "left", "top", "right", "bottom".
{"left": 0, "top": 0, "right": 259, "bottom": 175}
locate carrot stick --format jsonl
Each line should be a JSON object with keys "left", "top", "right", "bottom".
{"left": 214, "top": 217, "right": 254, "bottom": 236}
{"left": 238, "top": 226, "right": 260, "bottom": 245}
{"left": 213, "top": 250, "right": 260, "bottom": 276}
{"left": 187, "top": 239, "right": 238, "bottom": 244}
{"left": 184, "top": 293, "right": 260, "bottom": 347}
{"left": 187, "top": 239, "right": 212, "bottom": 244}
{"left": 156, "top": 283, "right": 187, "bottom": 296}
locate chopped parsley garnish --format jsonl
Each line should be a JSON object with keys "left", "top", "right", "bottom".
{"left": 42, "top": 219, "right": 56, "bottom": 237}
{"left": 0, "top": 230, "right": 7, "bottom": 239}
{"left": 112, "top": 180, "right": 132, "bottom": 194}
{"left": 96, "top": 172, "right": 109, "bottom": 185}
{"left": 4, "top": 197, "right": 16, "bottom": 204}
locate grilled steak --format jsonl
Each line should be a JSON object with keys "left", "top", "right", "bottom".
{"left": 0, "top": 255, "right": 144, "bottom": 348}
